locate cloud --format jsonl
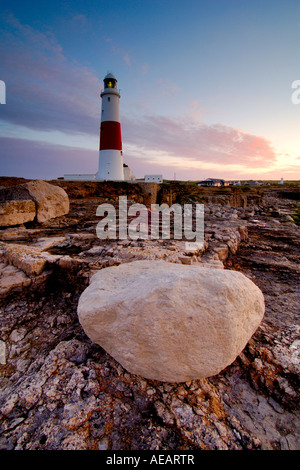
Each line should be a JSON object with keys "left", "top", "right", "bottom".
{"left": 123, "top": 54, "right": 131, "bottom": 66}
{"left": 71, "top": 14, "right": 88, "bottom": 29}
{"left": 0, "top": 14, "right": 286, "bottom": 181}
{"left": 0, "top": 137, "right": 97, "bottom": 179}
{"left": 141, "top": 63, "right": 149, "bottom": 75}
{"left": 157, "top": 78, "right": 179, "bottom": 97}
{"left": 107, "top": 37, "right": 131, "bottom": 67}
{"left": 122, "top": 114, "right": 277, "bottom": 169}
{"left": 185, "top": 100, "right": 203, "bottom": 122}
{"left": 0, "top": 13, "right": 100, "bottom": 134}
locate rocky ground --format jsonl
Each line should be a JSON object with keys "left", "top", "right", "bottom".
{"left": 0, "top": 184, "right": 299, "bottom": 450}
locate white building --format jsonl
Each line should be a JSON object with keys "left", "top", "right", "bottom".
{"left": 123, "top": 165, "right": 136, "bottom": 181}
{"left": 64, "top": 174, "right": 96, "bottom": 181}
{"left": 144, "top": 174, "right": 163, "bottom": 183}
{"left": 198, "top": 178, "right": 225, "bottom": 187}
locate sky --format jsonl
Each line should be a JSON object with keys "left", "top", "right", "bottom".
{"left": 0, "top": 0, "right": 299, "bottom": 181}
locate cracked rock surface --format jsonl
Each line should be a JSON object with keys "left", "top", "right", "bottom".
{"left": 0, "top": 182, "right": 299, "bottom": 450}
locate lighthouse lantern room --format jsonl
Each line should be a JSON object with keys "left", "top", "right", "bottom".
{"left": 97, "top": 73, "right": 124, "bottom": 180}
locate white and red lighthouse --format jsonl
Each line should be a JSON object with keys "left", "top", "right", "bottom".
{"left": 97, "top": 73, "right": 124, "bottom": 180}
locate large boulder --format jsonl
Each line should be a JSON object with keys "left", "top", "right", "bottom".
{"left": 0, "top": 199, "right": 36, "bottom": 227}
{"left": 0, "top": 185, "right": 37, "bottom": 227}
{"left": 0, "top": 180, "right": 69, "bottom": 226}
{"left": 77, "top": 260, "right": 265, "bottom": 382}
{"left": 23, "top": 180, "right": 69, "bottom": 223}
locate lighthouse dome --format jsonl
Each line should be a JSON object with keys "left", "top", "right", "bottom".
{"left": 104, "top": 73, "right": 117, "bottom": 80}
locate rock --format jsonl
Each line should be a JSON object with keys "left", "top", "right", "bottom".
{"left": 24, "top": 180, "right": 69, "bottom": 223}
{"left": 201, "top": 259, "right": 224, "bottom": 269}
{"left": 0, "top": 182, "right": 299, "bottom": 450}
{"left": 178, "top": 255, "right": 195, "bottom": 265}
{"left": 211, "top": 243, "right": 229, "bottom": 261}
{"left": 83, "top": 246, "right": 104, "bottom": 255}
{"left": 0, "top": 242, "right": 61, "bottom": 276}
{"left": 77, "top": 260, "right": 265, "bottom": 382}
{"left": 0, "top": 200, "right": 36, "bottom": 227}
{"left": 0, "top": 263, "right": 31, "bottom": 296}
{"left": 0, "top": 180, "right": 69, "bottom": 226}
{"left": 31, "top": 237, "right": 66, "bottom": 251}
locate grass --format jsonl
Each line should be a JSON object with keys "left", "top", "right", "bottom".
{"left": 291, "top": 202, "right": 300, "bottom": 225}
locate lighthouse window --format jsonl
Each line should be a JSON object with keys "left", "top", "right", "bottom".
{"left": 108, "top": 97, "right": 111, "bottom": 102}
{"left": 104, "top": 78, "right": 117, "bottom": 89}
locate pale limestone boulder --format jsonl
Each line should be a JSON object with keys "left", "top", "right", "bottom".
{"left": 0, "top": 199, "right": 36, "bottom": 226}
{"left": 0, "top": 184, "right": 37, "bottom": 227}
{"left": 0, "top": 180, "right": 69, "bottom": 226}
{"left": 24, "top": 180, "right": 69, "bottom": 223}
{"left": 77, "top": 260, "right": 265, "bottom": 382}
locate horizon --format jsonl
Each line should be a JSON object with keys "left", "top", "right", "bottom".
{"left": 0, "top": 0, "right": 299, "bottom": 181}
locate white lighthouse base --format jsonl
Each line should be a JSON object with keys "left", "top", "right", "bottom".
{"left": 97, "top": 150, "right": 124, "bottom": 181}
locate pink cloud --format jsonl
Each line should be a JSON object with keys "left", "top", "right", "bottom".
{"left": 122, "top": 114, "right": 277, "bottom": 168}
{"left": 157, "top": 78, "right": 179, "bottom": 97}
{"left": 186, "top": 100, "right": 203, "bottom": 121}
{"left": 123, "top": 54, "right": 131, "bottom": 66}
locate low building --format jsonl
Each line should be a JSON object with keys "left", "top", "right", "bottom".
{"left": 123, "top": 164, "right": 136, "bottom": 181}
{"left": 244, "top": 180, "right": 263, "bottom": 186}
{"left": 144, "top": 174, "right": 163, "bottom": 183}
{"left": 197, "top": 178, "right": 227, "bottom": 187}
{"left": 63, "top": 174, "right": 96, "bottom": 181}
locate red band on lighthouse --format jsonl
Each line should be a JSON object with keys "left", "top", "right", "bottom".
{"left": 99, "top": 121, "right": 122, "bottom": 151}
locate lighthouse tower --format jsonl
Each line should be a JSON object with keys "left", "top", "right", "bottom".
{"left": 97, "top": 73, "right": 124, "bottom": 180}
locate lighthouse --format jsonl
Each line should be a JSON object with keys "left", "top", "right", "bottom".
{"left": 97, "top": 73, "right": 124, "bottom": 180}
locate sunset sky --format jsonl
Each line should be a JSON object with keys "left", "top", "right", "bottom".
{"left": 0, "top": 0, "right": 299, "bottom": 181}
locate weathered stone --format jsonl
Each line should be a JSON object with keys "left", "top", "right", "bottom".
{"left": 0, "top": 263, "right": 31, "bottom": 296}
{"left": 31, "top": 237, "right": 66, "bottom": 251}
{"left": 0, "top": 199, "right": 36, "bottom": 227}
{"left": 77, "top": 260, "right": 265, "bottom": 382}
{"left": 24, "top": 180, "right": 69, "bottom": 223}
{"left": 0, "top": 242, "right": 61, "bottom": 276}
{"left": 0, "top": 179, "right": 299, "bottom": 450}
{"left": 178, "top": 255, "right": 195, "bottom": 264}
{"left": 0, "top": 180, "right": 69, "bottom": 226}
{"left": 211, "top": 243, "right": 229, "bottom": 261}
